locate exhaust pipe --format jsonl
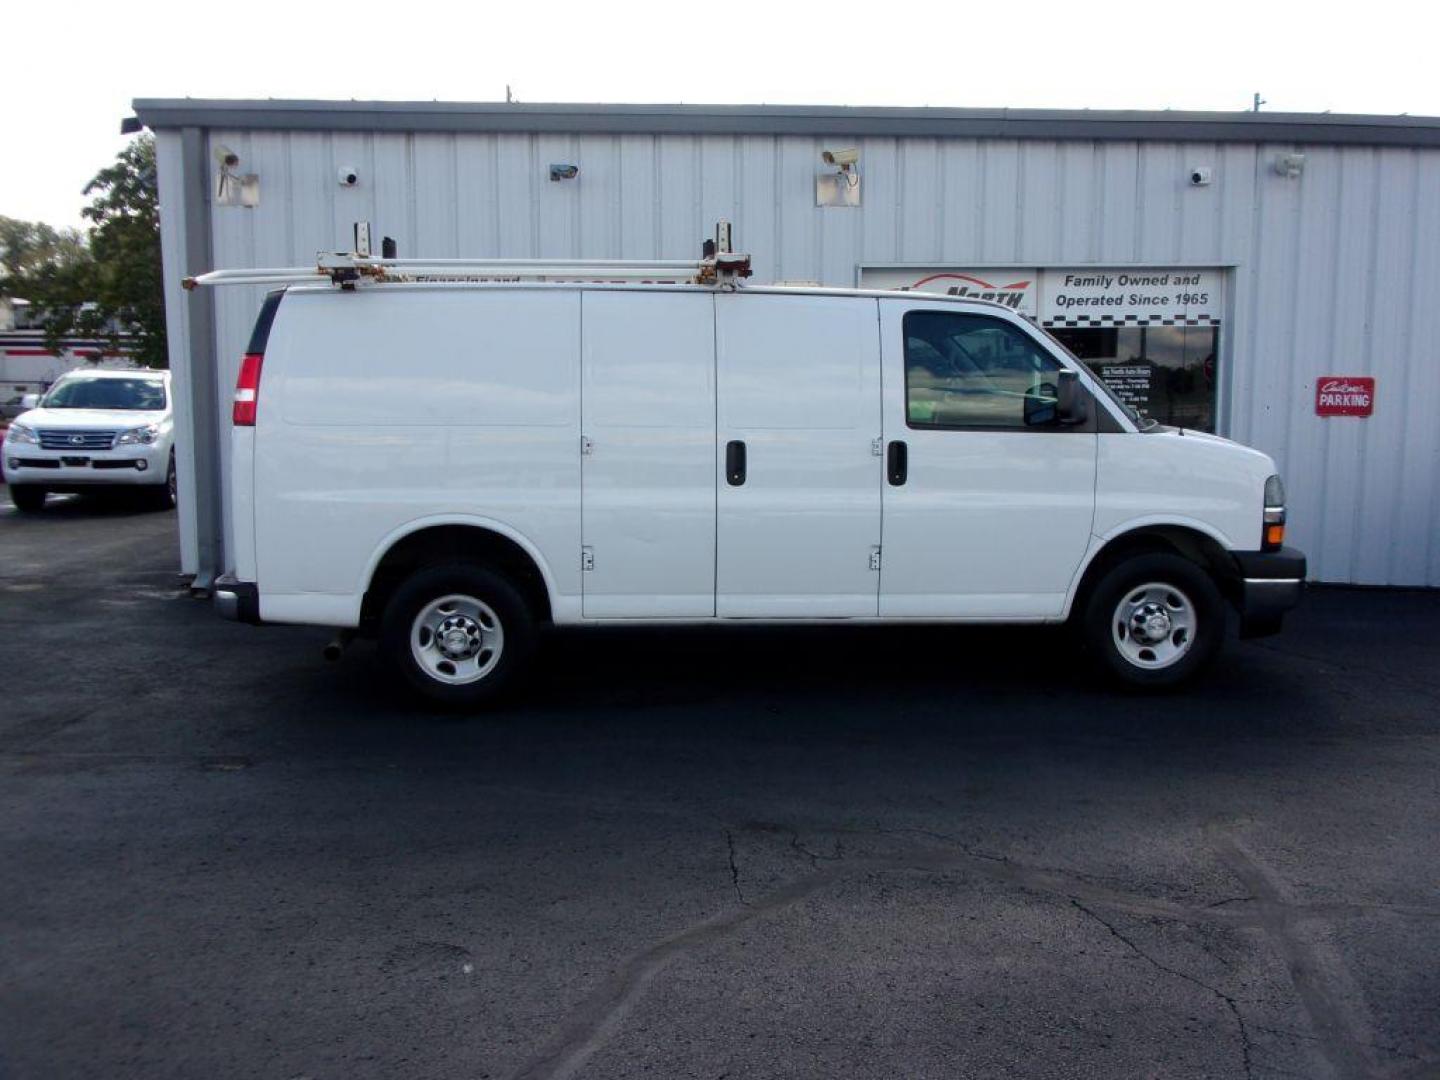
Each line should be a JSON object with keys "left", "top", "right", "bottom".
{"left": 322, "top": 630, "right": 355, "bottom": 662}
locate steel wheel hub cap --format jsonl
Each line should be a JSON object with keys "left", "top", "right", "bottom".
{"left": 437, "top": 615, "right": 482, "bottom": 660}
{"left": 1113, "top": 582, "right": 1196, "bottom": 670}
{"left": 411, "top": 593, "right": 504, "bottom": 685}
{"left": 1131, "top": 603, "right": 1173, "bottom": 644}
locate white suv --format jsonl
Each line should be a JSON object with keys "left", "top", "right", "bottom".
{"left": 3, "top": 369, "right": 176, "bottom": 512}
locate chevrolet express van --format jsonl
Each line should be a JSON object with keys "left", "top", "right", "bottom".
{"left": 204, "top": 251, "right": 1303, "bottom": 704}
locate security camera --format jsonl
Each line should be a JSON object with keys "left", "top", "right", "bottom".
{"left": 549, "top": 163, "right": 579, "bottom": 181}
{"left": 1189, "top": 166, "right": 1213, "bottom": 186}
{"left": 822, "top": 148, "right": 859, "bottom": 169}
{"left": 337, "top": 166, "right": 360, "bottom": 187}
{"left": 214, "top": 144, "right": 240, "bottom": 169}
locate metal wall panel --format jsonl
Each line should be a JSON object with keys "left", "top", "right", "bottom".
{"left": 198, "top": 128, "right": 1440, "bottom": 586}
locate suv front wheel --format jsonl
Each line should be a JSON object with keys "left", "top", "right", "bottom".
{"left": 9, "top": 485, "right": 47, "bottom": 513}
{"left": 379, "top": 563, "right": 536, "bottom": 708}
{"left": 1082, "top": 552, "right": 1225, "bottom": 688}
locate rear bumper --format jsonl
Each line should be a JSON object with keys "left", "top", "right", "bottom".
{"left": 214, "top": 574, "right": 261, "bottom": 624}
{"left": 1231, "top": 546, "right": 1306, "bottom": 638}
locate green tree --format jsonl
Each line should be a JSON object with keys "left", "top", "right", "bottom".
{"left": 0, "top": 135, "right": 167, "bottom": 369}
{"left": 0, "top": 217, "right": 88, "bottom": 280}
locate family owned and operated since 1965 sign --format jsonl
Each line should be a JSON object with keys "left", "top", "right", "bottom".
{"left": 859, "top": 266, "right": 1224, "bottom": 326}
{"left": 1039, "top": 269, "right": 1222, "bottom": 326}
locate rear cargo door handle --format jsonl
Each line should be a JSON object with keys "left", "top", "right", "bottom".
{"left": 887, "top": 440, "right": 908, "bottom": 486}
{"left": 726, "top": 440, "right": 747, "bottom": 486}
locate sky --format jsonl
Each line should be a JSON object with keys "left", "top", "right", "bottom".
{"left": 5, "top": 0, "right": 1439, "bottom": 228}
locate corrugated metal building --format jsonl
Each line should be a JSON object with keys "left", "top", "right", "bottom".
{"left": 131, "top": 99, "right": 1440, "bottom": 589}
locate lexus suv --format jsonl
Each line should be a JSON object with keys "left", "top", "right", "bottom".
{"left": 2, "top": 369, "right": 176, "bottom": 512}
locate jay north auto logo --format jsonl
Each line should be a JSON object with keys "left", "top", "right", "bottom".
{"left": 906, "top": 273, "right": 1032, "bottom": 309}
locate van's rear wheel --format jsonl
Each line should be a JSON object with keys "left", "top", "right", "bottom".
{"left": 1082, "top": 552, "right": 1224, "bottom": 688}
{"left": 380, "top": 563, "right": 535, "bottom": 707}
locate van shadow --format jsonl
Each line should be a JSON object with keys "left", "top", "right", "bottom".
{"left": 298, "top": 619, "right": 1333, "bottom": 760}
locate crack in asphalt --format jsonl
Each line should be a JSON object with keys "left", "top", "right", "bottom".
{"left": 505, "top": 840, "right": 1218, "bottom": 1080}
{"left": 724, "top": 830, "right": 746, "bottom": 907}
{"left": 507, "top": 825, "right": 1438, "bottom": 1080}
{"left": 789, "top": 831, "right": 842, "bottom": 868}
{"left": 1067, "top": 897, "right": 1256, "bottom": 1080}
{"left": 1211, "top": 831, "right": 1391, "bottom": 1080}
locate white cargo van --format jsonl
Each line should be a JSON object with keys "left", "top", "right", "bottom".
{"left": 198, "top": 242, "right": 1303, "bottom": 704}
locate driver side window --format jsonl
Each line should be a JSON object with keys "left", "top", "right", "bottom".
{"left": 904, "top": 310, "right": 1064, "bottom": 430}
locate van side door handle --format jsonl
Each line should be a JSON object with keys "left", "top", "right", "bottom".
{"left": 887, "top": 440, "right": 908, "bottom": 486}
{"left": 726, "top": 440, "right": 747, "bottom": 486}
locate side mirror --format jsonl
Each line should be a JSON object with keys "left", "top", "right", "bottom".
{"left": 19, "top": 393, "right": 39, "bottom": 410}
{"left": 1056, "top": 370, "right": 1089, "bottom": 426}
{"left": 1023, "top": 381, "right": 1058, "bottom": 426}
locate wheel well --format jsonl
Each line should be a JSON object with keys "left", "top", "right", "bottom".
{"left": 1071, "top": 526, "right": 1236, "bottom": 619}
{"left": 360, "top": 525, "right": 552, "bottom": 633}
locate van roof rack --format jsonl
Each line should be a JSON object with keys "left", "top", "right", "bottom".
{"left": 184, "top": 221, "right": 752, "bottom": 291}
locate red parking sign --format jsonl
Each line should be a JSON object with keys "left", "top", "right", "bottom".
{"left": 1316, "top": 376, "right": 1375, "bottom": 417}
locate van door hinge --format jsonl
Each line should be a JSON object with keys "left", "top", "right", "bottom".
{"left": 580, "top": 435, "right": 594, "bottom": 456}
{"left": 581, "top": 546, "right": 595, "bottom": 572}
{"left": 869, "top": 546, "right": 882, "bottom": 571}
{"left": 871, "top": 437, "right": 883, "bottom": 457}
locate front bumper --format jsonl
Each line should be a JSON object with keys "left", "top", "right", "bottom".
{"left": 1231, "top": 546, "right": 1306, "bottom": 638}
{"left": 213, "top": 574, "right": 261, "bottom": 624}
{"left": 3, "top": 442, "right": 169, "bottom": 486}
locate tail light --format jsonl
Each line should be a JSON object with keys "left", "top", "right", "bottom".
{"left": 233, "top": 352, "right": 264, "bottom": 426}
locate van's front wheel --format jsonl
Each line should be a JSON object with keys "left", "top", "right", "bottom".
{"left": 380, "top": 563, "right": 536, "bottom": 708}
{"left": 1082, "top": 552, "right": 1224, "bottom": 688}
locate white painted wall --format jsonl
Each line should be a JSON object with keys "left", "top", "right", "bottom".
{"left": 168, "top": 128, "right": 1440, "bottom": 586}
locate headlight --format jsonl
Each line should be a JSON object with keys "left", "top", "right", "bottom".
{"left": 1262, "top": 475, "right": 1286, "bottom": 551}
{"left": 6, "top": 423, "right": 38, "bottom": 445}
{"left": 1264, "top": 474, "right": 1285, "bottom": 510}
{"left": 117, "top": 424, "right": 159, "bottom": 446}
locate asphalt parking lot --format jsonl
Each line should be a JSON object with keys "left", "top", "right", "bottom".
{"left": 2, "top": 489, "right": 1438, "bottom": 1080}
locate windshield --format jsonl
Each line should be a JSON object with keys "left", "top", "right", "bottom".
{"left": 1031, "top": 323, "right": 1156, "bottom": 430}
{"left": 41, "top": 377, "right": 167, "bottom": 411}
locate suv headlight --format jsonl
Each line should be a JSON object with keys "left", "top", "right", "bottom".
{"left": 1262, "top": 474, "right": 1286, "bottom": 551}
{"left": 117, "top": 424, "right": 160, "bottom": 446}
{"left": 6, "top": 422, "right": 38, "bottom": 445}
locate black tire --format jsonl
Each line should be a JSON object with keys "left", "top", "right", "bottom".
{"left": 9, "top": 485, "right": 47, "bottom": 513}
{"left": 1082, "top": 552, "right": 1225, "bottom": 689}
{"left": 147, "top": 452, "right": 177, "bottom": 511}
{"left": 379, "top": 562, "right": 537, "bottom": 708}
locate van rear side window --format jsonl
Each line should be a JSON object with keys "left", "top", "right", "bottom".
{"left": 246, "top": 290, "right": 286, "bottom": 356}
{"left": 274, "top": 290, "right": 579, "bottom": 428}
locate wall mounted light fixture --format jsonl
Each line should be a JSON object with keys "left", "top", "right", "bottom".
{"left": 1274, "top": 153, "right": 1306, "bottom": 179}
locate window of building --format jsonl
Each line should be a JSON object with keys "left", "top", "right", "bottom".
{"left": 1049, "top": 325, "right": 1218, "bottom": 432}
